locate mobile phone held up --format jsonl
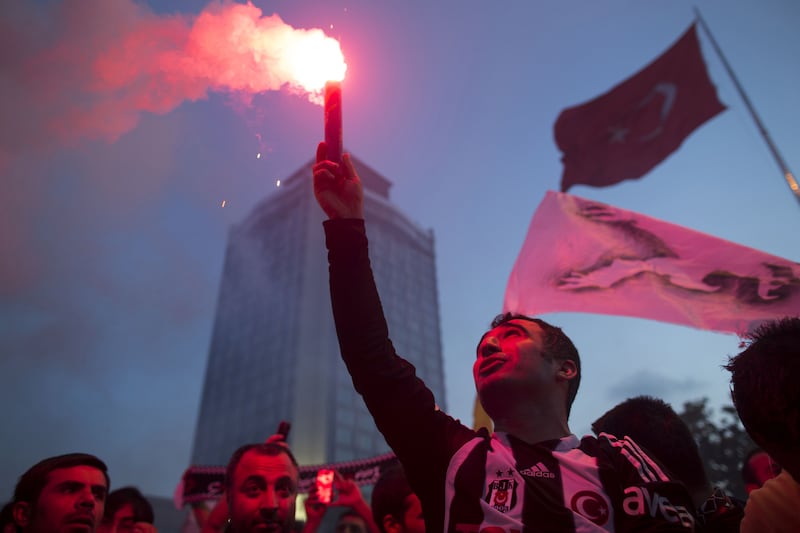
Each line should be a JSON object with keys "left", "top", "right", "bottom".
{"left": 315, "top": 469, "right": 335, "bottom": 504}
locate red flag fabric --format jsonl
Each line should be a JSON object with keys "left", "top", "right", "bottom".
{"left": 555, "top": 24, "right": 726, "bottom": 192}
{"left": 504, "top": 191, "right": 800, "bottom": 335}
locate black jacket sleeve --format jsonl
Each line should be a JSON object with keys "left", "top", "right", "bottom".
{"left": 324, "top": 218, "right": 475, "bottom": 507}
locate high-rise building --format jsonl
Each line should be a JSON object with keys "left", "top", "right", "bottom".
{"left": 191, "top": 157, "right": 446, "bottom": 468}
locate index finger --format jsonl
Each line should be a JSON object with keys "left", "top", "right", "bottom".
{"left": 316, "top": 141, "right": 327, "bottom": 164}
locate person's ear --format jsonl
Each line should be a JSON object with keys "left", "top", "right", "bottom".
{"left": 383, "top": 514, "right": 403, "bottom": 533}
{"left": 557, "top": 359, "right": 578, "bottom": 382}
{"left": 13, "top": 501, "right": 32, "bottom": 528}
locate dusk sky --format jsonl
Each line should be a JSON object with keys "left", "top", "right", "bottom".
{"left": 1, "top": 0, "right": 798, "bottom": 501}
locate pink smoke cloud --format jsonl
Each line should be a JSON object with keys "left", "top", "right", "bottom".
{"left": 0, "top": 0, "right": 345, "bottom": 155}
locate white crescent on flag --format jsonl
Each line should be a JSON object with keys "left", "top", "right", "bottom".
{"left": 504, "top": 191, "right": 800, "bottom": 334}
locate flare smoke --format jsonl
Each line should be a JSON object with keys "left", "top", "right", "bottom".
{"left": 0, "top": 0, "right": 346, "bottom": 157}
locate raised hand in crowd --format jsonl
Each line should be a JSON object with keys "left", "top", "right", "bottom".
{"left": 302, "top": 470, "right": 379, "bottom": 533}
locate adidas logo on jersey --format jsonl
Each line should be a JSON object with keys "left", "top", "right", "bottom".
{"left": 519, "top": 462, "right": 556, "bottom": 479}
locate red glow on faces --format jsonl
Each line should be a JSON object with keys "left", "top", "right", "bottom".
{"left": 473, "top": 320, "right": 548, "bottom": 395}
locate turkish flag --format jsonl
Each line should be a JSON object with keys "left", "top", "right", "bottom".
{"left": 555, "top": 24, "right": 726, "bottom": 192}
{"left": 504, "top": 191, "right": 800, "bottom": 335}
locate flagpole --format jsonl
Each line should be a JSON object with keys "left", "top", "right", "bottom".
{"left": 693, "top": 7, "right": 800, "bottom": 207}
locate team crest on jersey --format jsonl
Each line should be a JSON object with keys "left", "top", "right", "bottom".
{"left": 484, "top": 478, "right": 518, "bottom": 513}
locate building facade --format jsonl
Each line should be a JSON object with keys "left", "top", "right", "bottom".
{"left": 191, "top": 157, "right": 446, "bottom": 468}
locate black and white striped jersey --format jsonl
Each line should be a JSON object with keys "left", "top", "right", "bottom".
{"left": 326, "top": 219, "right": 695, "bottom": 533}
{"left": 440, "top": 431, "right": 695, "bottom": 532}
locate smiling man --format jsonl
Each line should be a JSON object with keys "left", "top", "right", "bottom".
{"left": 312, "top": 142, "right": 696, "bottom": 533}
{"left": 11, "top": 453, "right": 109, "bottom": 533}
{"left": 224, "top": 443, "right": 299, "bottom": 533}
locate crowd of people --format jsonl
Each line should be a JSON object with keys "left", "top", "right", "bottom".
{"left": 2, "top": 144, "right": 797, "bottom": 532}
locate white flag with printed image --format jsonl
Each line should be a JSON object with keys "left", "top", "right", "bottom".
{"left": 504, "top": 191, "right": 800, "bottom": 334}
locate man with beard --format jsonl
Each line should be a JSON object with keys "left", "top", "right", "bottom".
{"left": 11, "top": 453, "right": 109, "bottom": 533}
{"left": 224, "top": 443, "right": 299, "bottom": 533}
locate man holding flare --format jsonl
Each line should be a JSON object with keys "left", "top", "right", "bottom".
{"left": 311, "top": 141, "right": 696, "bottom": 532}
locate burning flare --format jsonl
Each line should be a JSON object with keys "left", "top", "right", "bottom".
{"left": 1, "top": 0, "right": 347, "bottom": 152}
{"left": 166, "top": 2, "right": 347, "bottom": 103}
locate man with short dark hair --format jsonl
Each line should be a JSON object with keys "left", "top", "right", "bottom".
{"left": 312, "top": 143, "right": 695, "bottom": 532}
{"left": 224, "top": 443, "right": 299, "bottom": 533}
{"left": 370, "top": 466, "right": 423, "bottom": 533}
{"left": 11, "top": 453, "right": 109, "bottom": 533}
{"left": 98, "top": 486, "right": 156, "bottom": 533}
{"left": 592, "top": 395, "right": 743, "bottom": 531}
{"left": 725, "top": 316, "right": 800, "bottom": 532}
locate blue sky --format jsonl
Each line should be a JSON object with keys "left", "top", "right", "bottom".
{"left": 1, "top": 0, "right": 798, "bottom": 500}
